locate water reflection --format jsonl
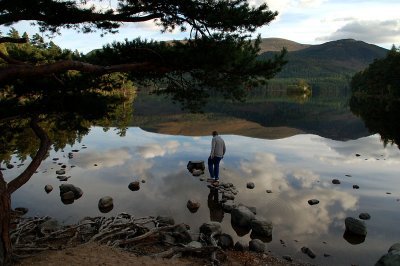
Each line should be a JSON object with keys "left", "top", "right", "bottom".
{"left": 2, "top": 127, "right": 400, "bottom": 265}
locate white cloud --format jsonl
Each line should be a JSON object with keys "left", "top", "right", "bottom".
{"left": 317, "top": 19, "right": 400, "bottom": 44}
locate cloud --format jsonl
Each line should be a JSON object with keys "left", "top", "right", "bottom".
{"left": 317, "top": 19, "right": 400, "bottom": 44}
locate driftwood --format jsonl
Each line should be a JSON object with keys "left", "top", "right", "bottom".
{"left": 10, "top": 212, "right": 227, "bottom": 264}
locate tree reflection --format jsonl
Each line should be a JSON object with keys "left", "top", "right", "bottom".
{"left": 350, "top": 95, "right": 400, "bottom": 148}
{"left": 0, "top": 91, "right": 134, "bottom": 264}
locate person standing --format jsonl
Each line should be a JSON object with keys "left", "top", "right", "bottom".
{"left": 208, "top": 131, "right": 226, "bottom": 183}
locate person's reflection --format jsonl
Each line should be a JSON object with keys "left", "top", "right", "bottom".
{"left": 208, "top": 187, "right": 224, "bottom": 222}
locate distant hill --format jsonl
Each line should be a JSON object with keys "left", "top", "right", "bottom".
{"left": 258, "top": 38, "right": 310, "bottom": 53}
{"left": 258, "top": 38, "right": 388, "bottom": 96}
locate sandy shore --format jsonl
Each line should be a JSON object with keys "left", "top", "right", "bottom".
{"left": 13, "top": 242, "right": 308, "bottom": 266}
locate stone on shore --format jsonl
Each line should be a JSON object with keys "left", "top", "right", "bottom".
{"left": 332, "top": 179, "right": 341, "bottom": 184}
{"left": 345, "top": 217, "right": 367, "bottom": 236}
{"left": 308, "top": 199, "right": 319, "bottom": 205}
{"left": 186, "top": 199, "right": 200, "bottom": 213}
{"left": 231, "top": 205, "right": 256, "bottom": 228}
{"left": 249, "top": 239, "right": 266, "bottom": 253}
{"left": 98, "top": 196, "right": 113, "bottom": 213}
{"left": 128, "top": 181, "right": 140, "bottom": 191}
{"left": 199, "top": 222, "right": 222, "bottom": 236}
{"left": 301, "top": 246, "right": 316, "bottom": 258}
{"left": 375, "top": 243, "right": 400, "bottom": 266}
{"left": 359, "top": 213, "right": 371, "bottom": 220}
{"left": 250, "top": 219, "right": 273, "bottom": 237}
{"left": 44, "top": 184, "right": 53, "bottom": 193}
{"left": 246, "top": 182, "right": 255, "bottom": 189}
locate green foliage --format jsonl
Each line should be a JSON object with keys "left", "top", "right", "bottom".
{"left": 86, "top": 34, "right": 286, "bottom": 111}
{"left": 349, "top": 45, "right": 400, "bottom": 148}
{"left": 0, "top": 0, "right": 277, "bottom": 36}
{"left": 351, "top": 46, "right": 400, "bottom": 97}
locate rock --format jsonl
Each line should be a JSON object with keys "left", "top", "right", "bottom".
{"left": 238, "top": 204, "right": 257, "bottom": 215}
{"left": 308, "top": 199, "right": 319, "bottom": 205}
{"left": 282, "top": 255, "right": 293, "bottom": 262}
{"left": 222, "top": 192, "right": 235, "bottom": 200}
{"left": 98, "top": 196, "right": 113, "bottom": 213}
{"left": 14, "top": 207, "right": 28, "bottom": 215}
{"left": 61, "top": 165, "right": 67, "bottom": 169}
{"left": 266, "top": 190, "right": 273, "bottom": 193}
{"left": 353, "top": 185, "right": 360, "bottom": 189}
{"left": 249, "top": 239, "right": 266, "bottom": 253}
{"left": 141, "top": 179, "right": 146, "bottom": 183}
{"left": 61, "top": 191, "right": 75, "bottom": 204}
{"left": 231, "top": 206, "right": 255, "bottom": 228}
{"left": 332, "top": 179, "right": 341, "bottom": 184}
{"left": 375, "top": 243, "right": 400, "bottom": 266}
{"left": 199, "top": 222, "right": 222, "bottom": 236}
{"left": 57, "top": 175, "right": 70, "bottom": 181}
{"left": 6, "top": 164, "right": 14, "bottom": 169}
{"left": 128, "top": 181, "right": 140, "bottom": 191}
{"left": 172, "top": 224, "right": 192, "bottom": 243}
{"left": 234, "top": 241, "right": 247, "bottom": 251}
{"left": 192, "top": 169, "right": 203, "bottom": 176}
{"left": 39, "top": 219, "right": 61, "bottom": 235}
{"left": 59, "top": 184, "right": 83, "bottom": 200}
{"left": 56, "top": 169, "right": 66, "bottom": 175}
{"left": 231, "top": 205, "right": 256, "bottom": 228}
{"left": 222, "top": 201, "right": 236, "bottom": 213}
{"left": 345, "top": 217, "right": 367, "bottom": 236}
{"left": 217, "top": 233, "right": 234, "bottom": 249}
{"left": 44, "top": 184, "right": 53, "bottom": 193}
{"left": 301, "top": 246, "right": 316, "bottom": 258}
{"left": 186, "top": 199, "right": 200, "bottom": 213}
{"left": 156, "top": 216, "right": 175, "bottom": 226}
{"left": 187, "top": 160, "right": 205, "bottom": 173}
{"left": 355, "top": 154, "right": 361, "bottom": 157}
{"left": 187, "top": 241, "right": 202, "bottom": 249}
{"left": 359, "top": 213, "right": 371, "bottom": 220}
{"left": 250, "top": 219, "right": 273, "bottom": 237}
{"left": 246, "top": 182, "right": 255, "bottom": 189}
{"left": 389, "top": 243, "right": 400, "bottom": 253}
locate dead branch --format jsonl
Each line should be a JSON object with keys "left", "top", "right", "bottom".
{"left": 113, "top": 224, "right": 181, "bottom": 247}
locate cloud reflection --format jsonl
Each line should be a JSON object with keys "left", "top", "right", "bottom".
{"left": 136, "top": 141, "right": 180, "bottom": 158}
{"left": 237, "top": 151, "right": 358, "bottom": 237}
{"left": 70, "top": 147, "right": 131, "bottom": 168}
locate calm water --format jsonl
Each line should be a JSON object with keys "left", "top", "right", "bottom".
{"left": 3, "top": 127, "right": 400, "bottom": 265}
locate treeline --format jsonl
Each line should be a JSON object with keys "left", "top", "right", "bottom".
{"left": 0, "top": 28, "right": 136, "bottom": 104}
{"left": 351, "top": 45, "right": 400, "bottom": 97}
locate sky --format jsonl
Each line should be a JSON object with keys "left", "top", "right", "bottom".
{"left": 1, "top": 0, "right": 399, "bottom": 53}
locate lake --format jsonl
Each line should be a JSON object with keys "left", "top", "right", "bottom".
{"left": 3, "top": 124, "right": 400, "bottom": 265}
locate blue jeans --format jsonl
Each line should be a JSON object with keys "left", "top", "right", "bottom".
{"left": 208, "top": 156, "right": 222, "bottom": 180}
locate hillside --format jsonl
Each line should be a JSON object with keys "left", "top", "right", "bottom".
{"left": 258, "top": 38, "right": 310, "bottom": 53}
{"left": 260, "top": 39, "right": 387, "bottom": 76}
{"left": 258, "top": 39, "right": 388, "bottom": 95}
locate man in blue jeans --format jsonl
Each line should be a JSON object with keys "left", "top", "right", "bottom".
{"left": 208, "top": 131, "right": 226, "bottom": 184}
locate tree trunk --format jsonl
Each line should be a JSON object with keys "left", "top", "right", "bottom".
{"left": 0, "top": 116, "right": 52, "bottom": 264}
{"left": 0, "top": 171, "right": 11, "bottom": 265}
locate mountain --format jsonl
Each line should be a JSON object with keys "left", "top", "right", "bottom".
{"left": 258, "top": 38, "right": 388, "bottom": 95}
{"left": 257, "top": 38, "right": 310, "bottom": 53}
